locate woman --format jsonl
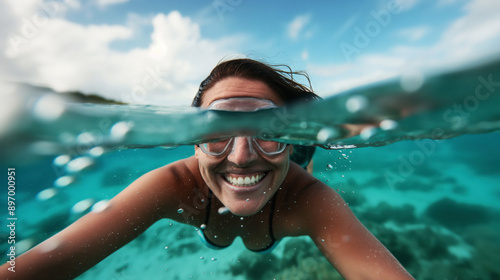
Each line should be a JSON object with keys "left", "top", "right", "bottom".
{"left": 1, "top": 59, "right": 414, "bottom": 279}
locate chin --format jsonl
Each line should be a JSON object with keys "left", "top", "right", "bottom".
{"left": 225, "top": 199, "right": 265, "bottom": 216}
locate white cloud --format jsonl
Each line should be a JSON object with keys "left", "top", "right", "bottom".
{"left": 287, "top": 14, "right": 311, "bottom": 40}
{"left": 95, "top": 0, "right": 129, "bottom": 8}
{"left": 0, "top": 6, "right": 243, "bottom": 106}
{"left": 397, "top": 26, "right": 429, "bottom": 41}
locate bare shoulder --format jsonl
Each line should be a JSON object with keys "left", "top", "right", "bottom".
{"left": 112, "top": 156, "right": 204, "bottom": 220}
{"left": 274, "top": 162, "right": 348, "bottom": 237}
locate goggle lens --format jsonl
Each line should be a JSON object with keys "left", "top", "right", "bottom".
{"left": 200, "top": 137, "right": 286, "bottom": 156}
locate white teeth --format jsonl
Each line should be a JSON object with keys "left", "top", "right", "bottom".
{"left": 225, "top": 174, "right": 265, "bottom": 187}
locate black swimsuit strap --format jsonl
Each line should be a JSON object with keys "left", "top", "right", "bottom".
{"left": 205, "top": 189, "right": 213, "bottom": 226}
{"left": 268, "top": 191, "right": 278, "bottom": 241}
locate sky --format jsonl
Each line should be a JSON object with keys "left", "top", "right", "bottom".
{"left": 1, "top": 0, "right": 500, "bottom": 106}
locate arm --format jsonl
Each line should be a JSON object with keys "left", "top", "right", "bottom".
{"left": 296, "top": 182, "right": 414, "bottom": 280}
{"left": 0, "top": 161, "right": 190, "bottom": 280}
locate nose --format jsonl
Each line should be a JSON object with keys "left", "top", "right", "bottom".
{"left": 227, "top": 137, "right": 258, "bottom": 166}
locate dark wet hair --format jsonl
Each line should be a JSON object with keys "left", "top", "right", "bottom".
{"left": 192, "top": 58, "right": 320, "bottom": 168}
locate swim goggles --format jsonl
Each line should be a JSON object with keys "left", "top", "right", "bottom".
{"left": 198, "top": 97, "right": 287, "bottom": 156}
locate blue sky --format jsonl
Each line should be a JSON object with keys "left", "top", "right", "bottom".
{"left": 1, "top": 0, "right": 500, "bottom": 106}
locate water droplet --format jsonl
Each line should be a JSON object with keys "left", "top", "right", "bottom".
{"left": 218, "top": 207, "right": 229, "bottom": 215}
{"left": 91, "top": 200, "right": 111, "bottom": 213}
{"left": 240, "top": 217, "right": 244, "bottom": 220}
{"left": 54, "top": 175, "right": 75, "bottom": 188}
{"left": 177, "top": 208, "right": 184, "bottom": 214}
{"left": 327, "top": 164, "right": 333, "bottom": 170}
{"left": 65, "top": 156, "right": 95, "bottom": 173}
{"left": 211, "top": 258, "right": 217, "bottom": 261}
{"left": 200, "top": 224, "right": 207, "bottom": 230}
{"left": 380, "top": 119, "right": 398, "bottom": 131}
{"left": 89, "top": 146, "right": 105, "bottom": 157}
{"left": 110, "top": 121, "right": 134, "bottom": 141}
{"left": 165, "top": 246, "right": 169, "bottom": 249}
{"left": 400, "top": 70, "right": 424, "bottom": 92}
{"left": 246, "top": 198, "right": 250, "bottom": 202}
{"left": 36, "top": 188, "right": 58, "bottom": 201}
{"left": 53, "top": 154, "right": 71, "bottom": 167}
{"left": 39, "top": 239, "right": 61, "bottom": 253}
{"left": 345, "top": 95, "right": 368, "bottom": 113}
{"left": 32, "top": 94, "right": 66, "bottom": 122}
{"left": 317, "top": 127, "right": 338, "bottom": 143}
{"left": 200, "top": 256, "right": 204, "bottom": 260}
{"left": 360, "top": 126, "right": 377, "bottom": 140}
{"left": 214, "top": 235, "right": 218, "bottom": 239}
{"left": 71, "top": 198, "right": 95, "bottom": 215}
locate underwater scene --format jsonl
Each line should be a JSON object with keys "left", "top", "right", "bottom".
{"left": 1, "top": 59, "right": 500, "bottom": 279}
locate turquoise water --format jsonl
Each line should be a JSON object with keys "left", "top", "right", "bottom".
{"left": 1, "top": 59, "right": 500, "bottom": 279}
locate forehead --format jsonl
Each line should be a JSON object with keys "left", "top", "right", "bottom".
{"left": 200, "top": 77, "right": 282, "bottom": 107}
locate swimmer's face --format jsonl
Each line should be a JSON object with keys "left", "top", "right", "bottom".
{"left": 195, "top": 77, "right": 292, "bottom": 216}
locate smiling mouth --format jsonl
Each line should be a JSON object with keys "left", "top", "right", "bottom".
{"left": 224, "top": 173, "right": 267, "bottom": 187}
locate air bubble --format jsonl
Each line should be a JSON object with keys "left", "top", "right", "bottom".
{"left": 200, "top": 224, "right": 207, "bottom": 229}
{"left": 327, "top": 164, "right": 333, "bottom": 170}
{"left": 177, "top": 208, "right": 184, "bottom": 214}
